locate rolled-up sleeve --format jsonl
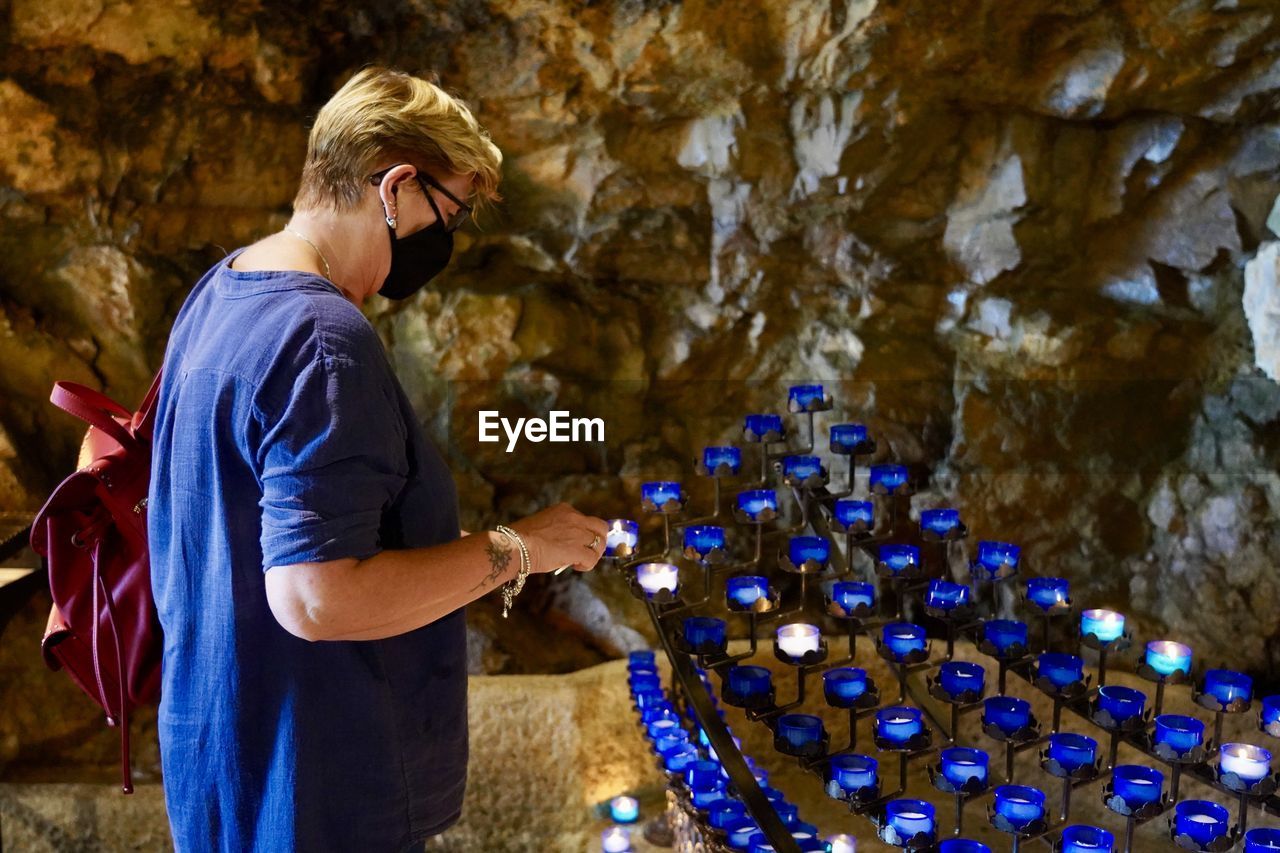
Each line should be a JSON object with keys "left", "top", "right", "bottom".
{"left": 255, "top": 354, "right": 409, "bottom": 569}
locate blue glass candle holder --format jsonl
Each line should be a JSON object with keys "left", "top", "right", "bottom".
{"left": 1060, "top": 825, "right": 1114, "bottom": 852}
{"left": 743, "top": 413, "right": 784, "bottom": 440}
{"left": 1144, "top": 640, "right": 1192, "bottom": 678}
{"left": 1245, "top": 828, "right": 1280, "bottom": 852}
{"left": 925, "top": 579, "right": 971, "bottom": 612}
{"left": 701, "top": 445, "right": 742, "bottom": 476}
{"left": 1080, "top": 609, "right": 1125, "bottom": 643}
{"left": 724, "top": 665, "right": 773, "bottom": 707}
{"left": 1047, "top": 733, "right": 1098, "bottom": 773}
{"left": 647, "top": 719, "right": 683, "bottom": 745}
{"left": 830, "top": 754, "right": 878, "bottom": 793}
{"left": 787, "top": 535, "right": 830, "bottom": 569}
{"left": 870, "top": 463, "right": 909, "bottom": 493}
{"left": 781, "top": 455, "right": 824, "bottom": 482}
{"left": 1204, "top": 669, "right": 1253, "bottom": 706}
{"left": 636, "top": 695, "right": 673, "bottom": 718}
{"left": 993, "top": 784, "right": 1046, "bottom": 830}
{"left": 1026, "top": 576, "right": 1069, "bottom": 611}
{"left": 941, "top": 747, "right": 989, "bottom": 787}
{"left": 1097, "top": 685, "right": 1146, "bottom": 724}
{"left": 609, "top": 795, "right": 640, "bottom": 823}
{"left": 921, "top": 508, "right": 961, "bottom": 536}
{"left": 709, "top": 800, "right": 746, "bottom": 830}
{"left": 938, "top": 842, "right": 992, "bottom": 853}
{"left": 1219, "top": 743, "right": 1272, "bottom": 782}
{"left": 684, "top": 759, "right": 723, "bottom": 791}
{"left": 628, "top": 650, "right": 655, "bottom": 669}
{"left": 879, "top": 543, "right": 921, "bottom": 574}
{"left": 788, "top": 383, "right": 825, "bottom": 410}
{"left": 777, "top": 714, "right": 825, "bottom": 753}
{"left": 682, "top": 525, "right": 726, "bottom": 561}
{"left": 876, "top": 706, "right": 925, "bottom": 746}
{"left": 829, "top": 423, "right": 869, "bottom": 453}
{"left": 635, "top": 561, "right": 680, "bottom": 598}
{"left": 1036, "top": 653, "right": 1085, "bottom": 689}
{"left": 634, "top": 689, "right": 667, "bottom": 712}
{"left": 829, "top": 580, "right": 875, "bottom": 615}
{"left": 662, "top": 744, "right": 699, "bottom": 772}
{"left": 984, "top": 696, "right": 1032, "bottom": 737}
{"left": 976, "top": 540, "right": 1021, "bottom": 577}
{"left": 1111, "top": 764, "right": 1164, "bottom": 809}
{"left": 641, "top": 480, "right": 683, "bottom": 510}
{"left": 884, "top": 799, "right": 936, "bottom": 843}
{"left": 1264, "top": 695, "right": 1280, "bottom": 734}
{"left": 772, "top": 800, "right": 799, "bottom": 827}
{"left": 881, "top": 622, "right": 927, "bottom": 660}
{"left": 1174, "top": 800, "right": 1230, "bottom": 847}
{"left": 726, "top": 575, "right": 769, "bottom": 609}
{"left": 629, "top": 671, "right": 660, "bottom": 693}
{"left": 606, "top": 519, "right": 640, "bottom": 557}
{"left": 833, "top": 499, "right": 874, "bottom": 529}
{"left": 937, "top": 661, "right": 985, "bottom": 700}
{"left": 681, "top": 617, "right": 726, "bottom": 653}
{"left": 823, "top": 668, "right": 869, "bottom": 705}
{"left": 982, "top": 619, "right": 1029, "bottom": 656}
{"left": 1154, "top": 714, "right": 1204, "bottom": 758}
{"left": 654, "top": 729, "right": 690, "bottom": 755}
{"left": 736, "top": 489, "right": 778, "bottom": 521}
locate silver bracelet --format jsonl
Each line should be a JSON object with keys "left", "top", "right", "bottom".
{"left": 494, "top": 525, "right": 531, "bottom": 619}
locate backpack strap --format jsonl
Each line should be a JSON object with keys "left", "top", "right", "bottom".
{"left": 50, "top": 382, "right": 140, "bottom": 453}
{"left": 133, "top": 371, "right": 164, "bottom": 442}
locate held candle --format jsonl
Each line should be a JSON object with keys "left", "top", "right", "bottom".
{"left": 1080, "top": 609, "right": 1125, "bottom": 643}
{"left": 776, "top": 623, "right": 821, "bottom": 658}
{"left": 1145, "top": 640, "right": 1192, "bottom": 677}
{"left": 636, "top": 562, "right": 679, "bottom": 596}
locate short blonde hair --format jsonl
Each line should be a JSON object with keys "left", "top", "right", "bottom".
{"left": 293, "top": 66, "right": 502, "bottom": 217}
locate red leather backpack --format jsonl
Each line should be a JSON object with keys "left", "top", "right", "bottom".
{"left": 30, "top": 374, "right": 164, "bottom": 794}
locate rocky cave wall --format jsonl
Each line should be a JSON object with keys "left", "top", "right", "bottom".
{"left": 2, "top": 0, "right": 1280, "bottom": 778}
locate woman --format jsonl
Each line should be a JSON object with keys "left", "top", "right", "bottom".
{"left": 148, "top": 66, "right": 609, "bottom": 852}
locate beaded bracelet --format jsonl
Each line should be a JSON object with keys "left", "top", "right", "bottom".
{"left": 494, "top": 525, "right": 531, "bottom": 619}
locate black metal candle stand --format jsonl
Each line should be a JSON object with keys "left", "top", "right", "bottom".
{"left": 774, "top": 728, "right": 830, "bottom": 760}
{"left": 827, "top": 437, "right": 877, "bottom": 457}
{"left": 682, "top": 543, "right": 728, "bottom": 565}
{"left": 987, "top": 807, "right": 1050, "bottom": 853}
{"left": 1104, "top": 787, "right": 1170, "bottom": 853}
{"left": 772, "top": 637, "right": 829, "bottom": 668}
{"left": 823, "top": 775, "right": 882, "bottom": 811}
{"left": 642, "top": 495, "right": 688, "bottom": 515}
{"left": 733, "top": 504, "right": 779, "bottom": 525}
{"left": 672, "top": 630, "right": 728, "bottom": 658}
{"left": 720, "top": 680, "right": 776, "bottom": 712}
{"left": 876, "top": 821, "right": 936, "bottom": 850}
{"left": 776, "top": 553, "right": 834, "bottom": 575}
{"left": 741, "top": 422, "right": 785, "bottom": 444}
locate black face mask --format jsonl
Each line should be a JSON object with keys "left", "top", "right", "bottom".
{"left": 379, "top": 194, "right": 454, "bottom": 300}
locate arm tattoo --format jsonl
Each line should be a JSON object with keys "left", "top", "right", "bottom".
{"left": 471, "top": 536, "right": 514, "bottom": 592}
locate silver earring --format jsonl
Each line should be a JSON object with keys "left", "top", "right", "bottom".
{"left": 385, "top": 213, "right": 397, "bottom": 229}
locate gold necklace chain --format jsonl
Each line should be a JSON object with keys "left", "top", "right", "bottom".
{"left": 283, "top": 227, "right": 332, "bottom": 280}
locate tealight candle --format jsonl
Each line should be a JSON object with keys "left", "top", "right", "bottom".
{"left": 683, "top": 525, "right": 726, "bottom": 558}
{"left": 646, "top": 718, "right": 681, "bottom": 741}
{"left": 602, "top": 825, "right": 632, "bottom": 853}
{"left": 773, "top": 800, "right": 799, "bottom": 827}
{"left": 833, "top": 499, "right": 874, "bottom": 527}
{"left": 1174, "top": 800, "right": 1230, "bottom": 847}
{"left": 830, "top": 754, "right": 878, "bottom": 792}
{"left": 787, "top": 535, "right": 830, "bottom": 567}
{"left": 879, "top": 543, "right": 920, "bottom": 573}
{"left": 726, "top": 575, "right": 769, "bottom": 608}
{"left": 702, "top": 445, "right": 742, "bottom": 475}
{"left": 1112, "top": 764, "right": 1163, "bottom": 808}
{"left": 1154, "top": 714, "right": 1204, "bottom": 757}
{"left": 830, "top": 581, "right": 875, "bottom": 613}
{"left": 789, "top": 383, "right": 825, "bottom": 409}
{"left": 993, "top": 785, "right": 1046, "bottom": 829}
{"left": 1097, "top": 685, "right": 1146, "bottom": 723}
{"left": 941, "top": 747, "right": 989, "bottom": 787}
{"left": 605, "top": 519, "right": 639, "bottom": 556}
{"left": 1048, "top": 733, "right": 1098, "bottom": 772}
{"left": 921, "top": 508, "right": 961, "bottom": 535}
{"left": 870, "top": 464, "right": 909, "bottom": 492}
{"left": 938, "top": 842, "right": 992, "bottom": 853}
{"left": 826, "top": 834, "right": 858, "bottom": 853}
{"left": 627, "top": 649, "right": 655, "bottom": 668}
{"left": 1025, "top": 576, "right": 1068, "bottom": 610}
{"left": 882, "top": 622, "right": 927, "bottom": 659}
{"left": 876, "top": 706, "right": 924, "bottom": 744}
{"left": 983, "top": 619, "right": 1029, "bottom": 655}
{"left": 782, "top": 455, "right": 823, "bottom": 481}
{"left": 777, "top": 623, "right": 821, "bottom": 658}
{"left": 1220, "top": 743, "right": 1272, "bottom": 781}
{"left": 709, "top": 801, "right": 746, "bottom": 830}
{"left": 743, "top": 413, "right": 783, "bottom": 439}
{"left": 641, "top": 480, "right": 682, "bottom": 508}
{"left": 938, "top": 661, "right": 985, "bottom": 699}
{"left": 925, "top": 579, "right": 970, "bottom": 611}
{"left": 884, "top": 799, "right": 935, "bottom": 840}
{"left": 725, "top": 818, "right": 761, "bottom": 849}
{"left": 662, "top": 744, "right": 698, "bottom": 772}
{"left": 1204, "top": 669, "right": 1253, "bottom": 705}
{"left": 1145, "top": 640, "right": 1192, "bottom": 677}
{"left": 777, "top": 714, "right": 825, "bottom": 751}
{"left": 736, "top": 489, "right": 778, "bottom": 519}
{"left": 654, "top": 729, "right": 689, "bottom": 755}
{"left": 1060, "top": 825, "right": 1114, "bottom": 853}
{"left": 1246, "top": 828, "right": 1280, "bottom": 852}
{"left": 823, "top": 667, "right": 869, "bottom": 704}
{"left": 636, "top": 562, "right": 679, "bottom": 597}
{"left": 1036, "top": 653, "right": 1085, "bottom": 689}
{"left": 829, "top": 423, "right": 868, "bottom": 452}
{"left": 977, "top": 540, "right": 1021, "bottom": 573}
{"left": 1080, "top": 609, "right": 1125, "bottom": 643}
{"left": 984, "top": 696, "right": 1032, "bottom": 736}
{"left": 609, "top": 796, "right": 639, "bottom": 823}
{"left": 726, "top": 665, "right": 772, "bottom": 700}
{"left": 682, "top": 617, "right": 726, "bottom": 651}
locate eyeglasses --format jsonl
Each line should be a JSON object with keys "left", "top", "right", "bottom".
{"left": 368, "top": 165, "right": 473, "bottom": 233}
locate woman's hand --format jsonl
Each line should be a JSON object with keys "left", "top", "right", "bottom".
{"left": 508, "top": 502, "right": 610, "bottom": 574}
